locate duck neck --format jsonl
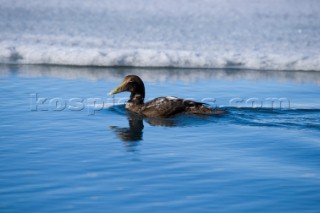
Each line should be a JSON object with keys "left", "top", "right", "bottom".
{"left": 129, "top": 92, "right": 145, "bottom": 105}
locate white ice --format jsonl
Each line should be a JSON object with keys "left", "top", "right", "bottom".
{"left": 0, "top": 0, "right": 319, "bottom": 71}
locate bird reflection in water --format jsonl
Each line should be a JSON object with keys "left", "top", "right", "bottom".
{"left": 110, "top": 112, "right": 144, "bottom": 142}
{"left": 110, "top": 110, "right": 182, "bottom": 151}
{"left": 109, "top": 104, "right": 223, "bottom": 151}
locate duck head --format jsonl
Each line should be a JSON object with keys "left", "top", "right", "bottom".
{"left": 109, "top": 75, "right": 145, "bottom": 103}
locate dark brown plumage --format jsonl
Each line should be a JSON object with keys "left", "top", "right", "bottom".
{"left": 109, "top": 75, "right": 226, "bottom": 118}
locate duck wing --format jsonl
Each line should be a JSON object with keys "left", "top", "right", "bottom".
{"left": 141, "top": 96, "right": 221, "bottom": 118}
{"left": 141, "top": 96, "right": 187, "bottom": 118}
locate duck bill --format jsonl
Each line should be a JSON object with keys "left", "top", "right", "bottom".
{"left": 108, "top": 81, "right": 126, "bottom": 95}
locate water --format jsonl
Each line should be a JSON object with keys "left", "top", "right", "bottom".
{"left": 1, "top": 65, "right": 320, "bottom": 212}
{"left": 1, "top": 0, "right": 320, "bottom": 70}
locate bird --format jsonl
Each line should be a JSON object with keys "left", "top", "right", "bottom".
{"left": 108, "top": 75, "right": 226, "bottom": 118}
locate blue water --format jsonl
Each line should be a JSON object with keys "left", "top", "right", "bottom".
{"left": 0, "top": 65, "right": 320, "bottom": 212}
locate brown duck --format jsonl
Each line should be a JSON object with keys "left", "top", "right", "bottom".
{"left": 109, "top": 75, "right": 226, "bottom": 118}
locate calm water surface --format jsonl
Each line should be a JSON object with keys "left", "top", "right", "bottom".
{"left": 1, "top": 65, "right": 320, "bottom": 212}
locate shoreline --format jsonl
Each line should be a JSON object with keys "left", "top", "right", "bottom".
{"left": 1, "top": 64, "right": 320, "bottom": 85}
